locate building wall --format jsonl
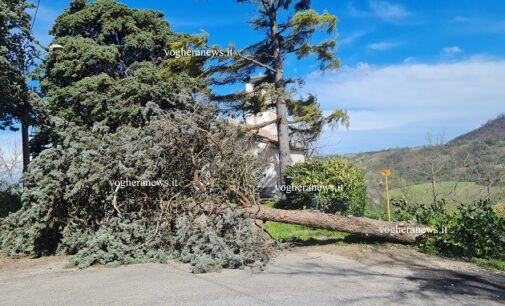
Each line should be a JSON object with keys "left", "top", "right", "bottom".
{"left": 245, "top": 109, "right": 278, "bottom": 136}
{"left": 245, "top": 79, "right": 306, "bottom": 198}
{"left": 256, "top": 142, "right": 306, "bottom": 198}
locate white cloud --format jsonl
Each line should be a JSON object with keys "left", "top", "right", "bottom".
{"left": 369, "top": 0, "right": 411, "bottom": 20}
{"left": 367, "top": 41, "right": 401, "bottom": 50}
{"left": 349, "top": 1, "right": 412, "bottom": 22}
{"left": 403, "top": 56, "right": 416, "bottom": 63}
{"left": 447, "top": 18, "right": 505, "bottom": 35}
{"left": 304, "top": 59, "right": 505, "bottom": 153}
{"left": 442, "top": 46, "right": 463, "bottom": 56}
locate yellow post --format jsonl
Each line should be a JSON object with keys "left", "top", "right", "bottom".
{"left": 380, "top": 168, "right": 392, "bottom": 222}
{"left": 385, "top": 175, "right": 391, "bottom": 222}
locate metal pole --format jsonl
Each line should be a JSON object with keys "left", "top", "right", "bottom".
{"left": 385, "top": 176, "right": 391, "bottom": 222}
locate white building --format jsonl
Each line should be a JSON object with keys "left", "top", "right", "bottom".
{"left": 244, "top": 77, "right": 306, "bottom": 198}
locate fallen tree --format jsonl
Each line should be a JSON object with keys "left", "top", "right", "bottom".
{"left": 0, "top": 103, "right": 427, "bottom": 274}
{"left": 195, "top": 197, "right": 428, "bottom": 244}
{"left": 242, "top": 206, "right": 428, "bottom": 243}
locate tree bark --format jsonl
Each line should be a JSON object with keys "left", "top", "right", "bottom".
{"left": 18, "top": 45, "right": 30, "bottom": 172}
{"left": 21, "top": 110, "right": 30, "bottom": 172}
{"left": 196, "top": 204, "right": 429, "bottom": 244}
{"left": 242, "top": 206, "right": 428, "bottom": 243}
{"left": 269, "top": 0, "right": 292, "bottom": 186}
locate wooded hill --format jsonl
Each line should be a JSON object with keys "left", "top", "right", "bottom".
{"left": 344, "top": 115, "right": 505, "bottom": 207}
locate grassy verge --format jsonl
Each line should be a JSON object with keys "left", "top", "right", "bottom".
{"left": 390, "top": 181, "right": 505, "bottom": 210}
{"left": 472, "top": 258, "right": 505, "bottom": 271}
{"left": 262, "top": 221, "right": 387, "bottom": 245}
{"left": 263, "top": 221, "right": 348, "bottom": 242}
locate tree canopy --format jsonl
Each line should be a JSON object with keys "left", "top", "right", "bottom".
{"left": 32, "top": 0, "right": 208, "bottom": 153}
{"left": 208, "top": 0, "right": 349, "bottom": 166}
{"left": 0, "top": 0, "right": 37, "bottom": 130}
{"left": 1, "top": 0, "right": 274, "bottom": 273}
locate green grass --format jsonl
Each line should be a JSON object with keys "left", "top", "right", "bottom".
{"left": 262, "top": 201, "right": 370, "bottom": 243}
{"left": 262, "top": 221, "right": 386, "bottom": 245}
{"left": 472, "top": 258, "right": 505, "bottom": 271}
{"left": 263, "top": 221, "right": 348, "bottom": 242}
{"left": 390, "top": 181, "right": 505, "bottom": 209}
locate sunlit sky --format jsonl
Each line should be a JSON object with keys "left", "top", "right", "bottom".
{"left": 2, "top": 0, "right": 505, "bottom": 155}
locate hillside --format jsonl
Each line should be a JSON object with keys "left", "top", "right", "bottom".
{"left": 343, "top": 115, "right": 505, "bottom": 207}
{"left": 451, "top": 114, "right": 505, "bottom": 144}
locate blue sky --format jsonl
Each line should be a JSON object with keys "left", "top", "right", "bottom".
{"left": 2, "top": 0, "right": 505, "bottom": 156}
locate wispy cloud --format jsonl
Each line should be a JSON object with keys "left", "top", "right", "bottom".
{"left": 348, "top": 0, "right": 412, "bottom": 22}
{"left": 450, "top": 16, "right": 470, "bottom": 23}
{"left": 442, "top": 46, "right": 463, "bottom": 56}
{"left": 369, "top": 0, "right": 411, "bottom": 20}
{"left": 304, "top": 59, "right": 505, "bottom": 153}
{"left": 447, "top": 18, "right": 505, "bottom": 35}
{"left": 367, "top": 41, "right": 401, "bottom": 51}
{"left": 339, "top": 31, "right": 368, "bottom": 46}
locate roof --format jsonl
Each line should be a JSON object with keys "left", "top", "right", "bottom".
{"left": 247, "top": 74, "right": 267, "bottom": 85}
{"left": 255, "top": 129, "right": 306, "bottom": 150}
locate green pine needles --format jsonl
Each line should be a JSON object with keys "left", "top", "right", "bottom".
{"left": 0, "top": 104, "right": 274, "bottom": 272}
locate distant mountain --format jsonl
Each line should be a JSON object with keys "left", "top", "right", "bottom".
{"left": 451, "top": 114, "right": 505, "bottom": 144}
{"left": 342, "top": 115, "right": 505, "bottom": 206}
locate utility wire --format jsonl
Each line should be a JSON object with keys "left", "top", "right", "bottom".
{"left": 30, "top": 0, "right": 42, "bottom": 32}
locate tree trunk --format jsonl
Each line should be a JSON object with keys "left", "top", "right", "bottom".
{"left": 269, "top": 1, "right": 292, "bottom": 187}
{"left": 19, "top": 47, "right": 30, "bottom": 172}
{"left": 21, "top": 111, "right": 30, "bottom": 172}
{"left": 196, "top": 204, "right": 429, "bottom": 244}
{"left": 240, "top": 206, "right": 428, "bottom": 243}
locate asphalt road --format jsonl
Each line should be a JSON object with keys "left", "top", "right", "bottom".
{"left": 0, "top": 247, "right": 504, "bottom": 306}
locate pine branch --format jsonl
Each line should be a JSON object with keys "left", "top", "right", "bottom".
{"left": 236, "top": 53, "right": 276, "bottom": 73}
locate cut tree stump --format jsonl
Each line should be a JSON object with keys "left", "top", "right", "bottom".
{"left": 237, "top": 206, "right": 429, "bottom": 244}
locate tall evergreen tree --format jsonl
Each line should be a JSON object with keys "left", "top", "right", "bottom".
{"left": 33, "top": 0, "right": 207, "bottom": 153}
{"left": 0, "top": 0, "right": 39, "bottom": 171}
{"left": 208, "top": 0, "right": 349, "bottom": 179}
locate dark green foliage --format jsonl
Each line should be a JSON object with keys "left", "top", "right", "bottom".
{"left": 447, "top": 201, "right": 505, "bottom": 259}
{"left": 0, "top": 104, "right": 272, "bottom": 271}
{"left": 64, "top": 218, "right": 168, "bottom": 269}
{"left": 174, "top": 211, "right": 271, "bottom": 273}
{"left": 391, "top": 198, "right": 449, "bottom": 224}
{"left": 1, "top": 0, "right": 272, "bottom": 273}
{"left": 0, "top": 0, "right": 38, "bottom": 131}
{"left": 0, "top": 189, "right": 21, "bottom": 218}
{"left": 32, "top": 0, "right": 207, "bottom": 154}
{"left": 393, "top": 199, "right": 505, "bottom": 260}
{"left": 283, "top": 157, "right": 367, "bottom": 215}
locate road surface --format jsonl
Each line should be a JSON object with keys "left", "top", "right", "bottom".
{"left": 0, "top": 245, "right": 503, "bottom": 305}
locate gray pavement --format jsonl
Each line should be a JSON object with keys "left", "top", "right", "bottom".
{"left": 0, "top": 249, "right": 504, "bottom": 306}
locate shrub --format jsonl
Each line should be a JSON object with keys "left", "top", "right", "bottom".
{"left": 283, "top": 157, "right": 367, "bottom": 215}
{"left": 394, "top": 199, "right": 505, "bottom": 260}
{"left": 391, "top": 197, "right": 449, "bottom": 224}
{"left": 442, "top": 200, "right": 505, "bottom": 259}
